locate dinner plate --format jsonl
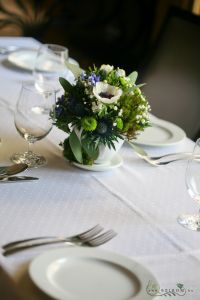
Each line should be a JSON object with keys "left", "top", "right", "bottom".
{"left": 29, "top": 247, "right": 158, "bottom": 300}
{"left": 134, "top": 115, "right": 186, "bottom": 147}
{"left": 7, "top": 49, "right": 79, "bottom": 71}
{"left": 72, "top": 154, "right": 123, "bottom": 171}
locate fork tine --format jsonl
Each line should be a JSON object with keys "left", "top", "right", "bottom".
{"left": 78, "top": 224, "right": 104, "bottom": 240}
{"left": 87, "top": 230, "right": 117, "bottom": 247}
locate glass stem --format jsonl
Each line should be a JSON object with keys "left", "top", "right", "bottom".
{"left": 27, "top": 142, "right": 34, "bottom": 154}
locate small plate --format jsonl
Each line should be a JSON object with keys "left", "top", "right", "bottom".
{"left": 134, "top": 115, "right": 186, "bottom": 147}
{"left": 7, "top": 49, "right": 79, "bottom": 71}
{"left": 29, "top": 247, "right": 158, "bottom": 300}
{"left": 72, "top": 154, "right": 123, "bottom": 171}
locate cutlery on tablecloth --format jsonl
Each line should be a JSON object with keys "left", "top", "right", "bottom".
{"left": 126, "top": 141, "right": 195, "bottom": 166}
{"left": 0, "top": 176, "right": 38, "bottom": 183}
{"left": 3, "top": 224, "right": 104, "bottom": 250}
{"left": 2, "top": 227, "right": 117, "bottom": 256}
{"left": 0, "top": 163, "right": 28, "bottom": 176}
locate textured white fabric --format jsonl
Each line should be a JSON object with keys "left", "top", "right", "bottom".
{"left": 0, "top": 37, "right": 200, "bottom": 300}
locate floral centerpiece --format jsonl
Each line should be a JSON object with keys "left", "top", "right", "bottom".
{"left": 54, "top": 64, "right": 150, "bottom": 165}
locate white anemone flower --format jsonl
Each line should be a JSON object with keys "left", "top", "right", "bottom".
{"left": 116, "top": 68, "right": 126, "bottom": 77}
{"left": 100, "top": 64, "right": 114, "bottom": 73}
{"left": 93, "top": 82, "right": 122, "bottom": 104}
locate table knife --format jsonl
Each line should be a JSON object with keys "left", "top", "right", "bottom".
{"left": 0, "top": 176, "right": 38, "bottom": 182}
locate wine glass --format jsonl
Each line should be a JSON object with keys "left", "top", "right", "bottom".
{"left": 177, "top": 138, "right": 200, "bottom": 230}
{"left": 11, "top": 81, "right": 56, "bottom": 168}
{"left": 33, "top": 43, "right": 70, "bottom": 94}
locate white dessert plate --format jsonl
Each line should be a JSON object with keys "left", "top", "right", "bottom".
{"left": 7, "top": 49, "right": 79, "bottom": 71}
{"left": 134, "top": 115, "right": 186, "bottom": 147}
{"left": 29, "top": 247, "right": 158, "bottom": 300}
{"left": 72, "top": 154, "right": 123, "bottom": 171}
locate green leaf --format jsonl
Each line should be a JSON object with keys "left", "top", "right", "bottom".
{"left": 82, "top": 139, "right": 99, "bottom": 160}
{"left": 69, "top": 130, "right": 83, "bottom": 163}
{"left": 128, "top": 71, "right": 138, "bottom": 84}
{"left": 59, "top": 77, "right": 72, "bottom": 92}
{"left": 136, "top": 83, "right": 146, "bottom": 88}
{"left": 64, "top": 61, "right": 83, "bottom": 78}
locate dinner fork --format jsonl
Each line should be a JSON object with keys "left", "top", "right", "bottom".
{"left": 127, "top": 141, "right": 194, "bottom": 166}
{"left": 2, "top": 224, "right": 103, "bottom": 250}
{"left": 2, "top": 230, "right": 117, "bottom": 256}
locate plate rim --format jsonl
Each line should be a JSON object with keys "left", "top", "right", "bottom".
{"left": 72, "top": 153, "right": 123, "bottom": 172}
{"left": 7, "top": 48, "right": 79, "bottom": 71}
{"left": 29, "top": 247, "right": 158, "bottom": 300}
{"left": 134, "top": 117, "right": 186, "bottom": 147}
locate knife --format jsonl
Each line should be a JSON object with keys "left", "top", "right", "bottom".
{"left": 0, "top": 176, "right": 39, "bottom": 182}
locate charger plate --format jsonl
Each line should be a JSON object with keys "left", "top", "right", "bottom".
{"left": 29, "top": 247, "right": 158, "bottom": 300}
{"left": 135, "top": 116, "right": 186, "bottom": 147}
{"left": 8, "top": 49, "right": 78, "bottom": 71}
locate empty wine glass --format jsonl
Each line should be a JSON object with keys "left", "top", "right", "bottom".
{"left": 33, "top": 43, "right": 70, "bottom": 94}
{"left": 11, "top": 81, "right": 56, "bottom": 168}
{"left": 177, "top": 138, "right": 200, "bottom": 230}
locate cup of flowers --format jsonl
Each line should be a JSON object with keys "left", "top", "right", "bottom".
{"left": 53, "top": 64, "right": 150, "bottom": 166}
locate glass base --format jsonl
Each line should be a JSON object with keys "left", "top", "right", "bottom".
{"left": 11, "top": 151, "right": 47, "bottom": 168}
{"left": 177, "top": 214, "right": 200, "bottom": 231}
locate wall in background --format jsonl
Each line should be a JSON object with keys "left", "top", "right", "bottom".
{"left": 0, "top": 0, "right": 198, "bottom": 71}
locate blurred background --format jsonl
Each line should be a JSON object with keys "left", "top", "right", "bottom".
{"left": 0, "top": 0, "right": 200, "bottom": 139}
{"left": 0, "top": 0, "right": 199, "bottom": 71}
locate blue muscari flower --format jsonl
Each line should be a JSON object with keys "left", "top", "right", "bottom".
{"left": 56, "top": 95, "right": 65, "bottom": 105}
{"left": 80, "top": 71, "right": 87, "bottom": 80}
{"left": 55, "top": 106, "right": 62, "bottom": 118}
{"left": 55, "top": 95, "right": 65, "bottom": 117}
{"left": 88, "top": 73, "right": 100, "bottom": 86}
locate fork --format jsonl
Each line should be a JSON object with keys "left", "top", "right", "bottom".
{"left": 127, "top": 141, "right": 194, "bottom": 166}
{"left": 2, "top": 230, "right": 117, "bottom": 256}
{"left": 2, "top": 224, "right": 103, "bottom": 250}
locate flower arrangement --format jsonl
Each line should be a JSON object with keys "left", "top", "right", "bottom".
{"left": 54, "top": 64, "right": 150, "bottom": 165}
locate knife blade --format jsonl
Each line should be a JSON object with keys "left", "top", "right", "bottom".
{"left": 0, "top": 176, "right": 39, "bottom": 182}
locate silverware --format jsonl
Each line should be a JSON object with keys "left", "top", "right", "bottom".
{"left": 2, "top": 229, "right": 117, "bottom": 256}
{"left": 2, "top": 224, "right": 103, "bottom": 250}
{"left": 127, "top": 141, "right": 194, "bottom": 166}
{"left": 0, "top": 176, "right": 38, "bottom": 182}
{"left": 0, "top": 163, "right": 28, "bottom": 176}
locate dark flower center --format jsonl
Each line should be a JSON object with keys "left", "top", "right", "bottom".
{"left": 99, "top": 92, "right": 113, "bottom": 99}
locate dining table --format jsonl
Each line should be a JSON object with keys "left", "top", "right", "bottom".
{"left": 0, "top": 36, "right": 200, "bottom": 300}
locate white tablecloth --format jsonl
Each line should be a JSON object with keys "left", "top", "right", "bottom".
{"left": 0, "top": 37, "right": 200, "bottom": 300}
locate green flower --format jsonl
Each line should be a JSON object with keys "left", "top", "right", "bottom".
{"left": 116, "top": 117, "right": 123, "bottom": 130}
{"left": 81, "top": 117, "right": 97, "bottom": 131}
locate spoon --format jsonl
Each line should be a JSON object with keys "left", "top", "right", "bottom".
{"left": 0, "top": 163, "right": 28, "bottom": 176}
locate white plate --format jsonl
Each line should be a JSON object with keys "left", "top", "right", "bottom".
{"left": 135, "top": 115, "right": 186, "bottom": 147}
{"left": 29, "top": 247, "right": 158, "bottom": 300}
{"left": 72, "top": 154, "right": 123, "bottom": 171}
{"left": 7, "top": 49, "right": 79, "bottom": 71}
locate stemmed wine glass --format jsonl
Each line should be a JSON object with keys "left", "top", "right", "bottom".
{"left": 11, "top": 81, "right": 56, "bottom": 168}
{"left": 177, "top": 138, "right": 200, "bottom": 230}
{"left": 33, "top": 43, "right": 70, "bottom": 94}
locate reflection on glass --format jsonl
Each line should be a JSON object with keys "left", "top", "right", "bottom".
{"left": 11, "top": 81, "right": 55, "bottom": 168}
{"left": 177, "top": 138, "right": 200, "bottom": 230}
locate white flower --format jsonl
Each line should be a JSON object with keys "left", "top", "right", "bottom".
{"left": 93, "top": 82, "right": 122, "bottom": 104}
{"left": 116, "top": 68, "right": 126, "bottom": 77}
{"left": 100, "top": 64, "right": 114, "bottom": 73}
{"left": 92, "top": 101, "right": 103, "bottom": 112}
